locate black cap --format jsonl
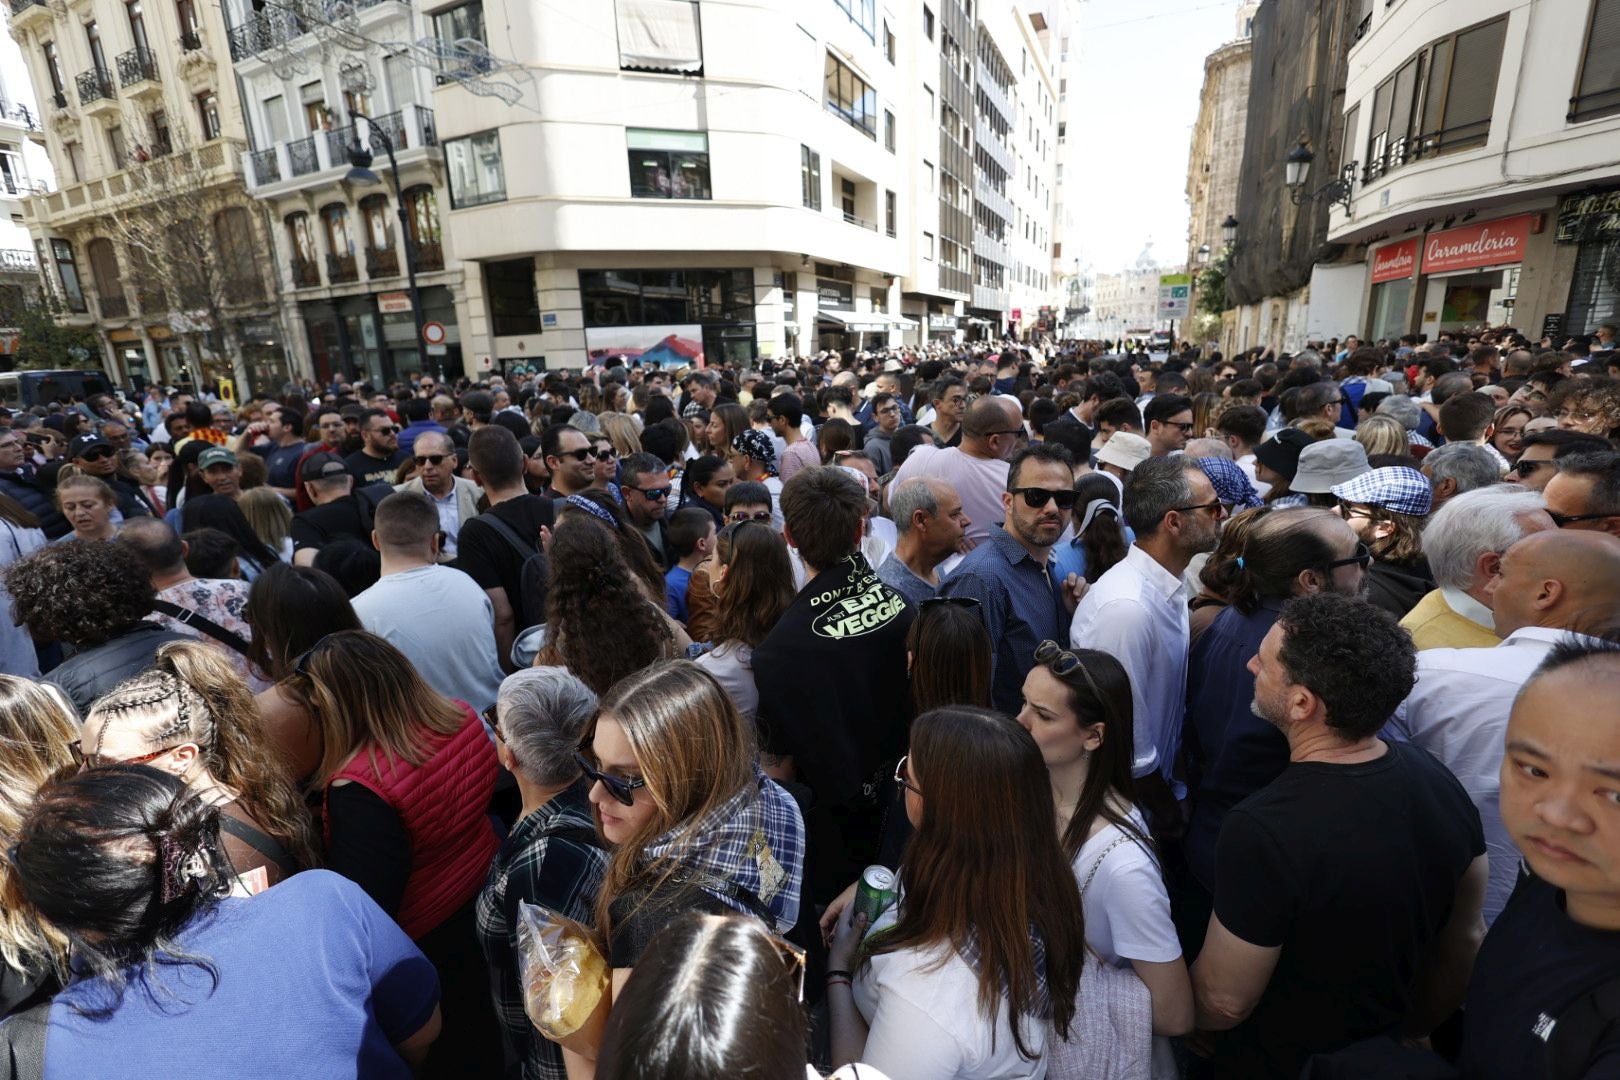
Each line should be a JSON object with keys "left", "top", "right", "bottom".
{"left": 300, "top": 451, "right": 349, "bottom": 482}
{"left": 69, "top": 433, "right": 112, "bottom": 459}
{"left": 1253, "top": 427, "right": 1313, "bottom": 481}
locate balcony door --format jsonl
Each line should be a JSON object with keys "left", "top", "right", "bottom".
{"left": 126, "top": 1, "right": 150, "bottom": 55}
{"left": 86, "top": 22, "right": 108, "bottom": 76}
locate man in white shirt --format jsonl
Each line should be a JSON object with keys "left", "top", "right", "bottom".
{"left": 1399, "top": 485, "right": 1552, "bottom": 650}
{"left": 353, "top": 491, "right": 504, "bottom": 713}
{"left": 891, "top": 397, "right": 1027, "bottom": 550}
{"left": 1390, "top": 528, "right": 1620, "bottom": 924}
{"left": 393, "top": 430, "right": 482, "bottom": 559}
{"left": 1071, "top": 456, "right": 1222, "bottom": 801}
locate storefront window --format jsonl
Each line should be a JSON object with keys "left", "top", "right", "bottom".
{"left": 1369, "top": 279, "right": 1412, "bottom": 342}
{"left": 485, "top": 257, "right": 540, "bottom": 336}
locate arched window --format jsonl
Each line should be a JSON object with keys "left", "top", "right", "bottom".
{"left": 320, "top": 202, "right": 357, "bottom": 282}
{"left": 212, "top": 207, "right": 264, "bottom": 304}
{"left": 85, "top": 237, "right": 127, "bottom": 318}
{"left": 285, "top": 211, "right": 318, "bottom": 287}
{"left": 358, "top": 193, "right": 397, "bottom": 277}
{"left": 403, "top": 184, "right": 442, "bottom": 270}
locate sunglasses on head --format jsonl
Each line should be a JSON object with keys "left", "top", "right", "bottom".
{"left": 1013, "top": 486, "right": 1078, "bottom": 510}
{"left": 414, "top": 453, "right": 449, "bottom": 466}
{"left": 921, "top": 595, "right": 981, "bottom": 611}
{"left": 69, "top": 738, "right": 181, "bottom": 771}
{"left": 574, "top": 750, "right": 646, "bottom": 806}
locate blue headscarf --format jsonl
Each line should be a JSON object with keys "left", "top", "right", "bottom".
{"left": 1195, "top": 456, "right": 1263, "bottom": 511}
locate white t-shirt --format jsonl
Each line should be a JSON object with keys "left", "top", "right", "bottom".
{"left": 853, "top": 908, "right": 1047, "bottom": 1080}
{"left": 1072, "top": 814, "right": 1181, "bottom": 969}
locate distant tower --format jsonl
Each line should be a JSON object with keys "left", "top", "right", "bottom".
{"left": 1236, "top": 1, "right": 1259, "bottom": 39}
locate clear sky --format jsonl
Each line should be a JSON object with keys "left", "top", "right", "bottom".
{"left": 1067, "top": 0, "right": 1244, "bottom": 274}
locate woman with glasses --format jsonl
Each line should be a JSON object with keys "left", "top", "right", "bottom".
{"left": 1555, "top": 382, "right": 1620, "bottom": 440}
{"left": 1330, "top": 466, "right": 1435, "bottom": 619}
{"left": 477, "top": 668, "right": 610, "bottom": 1080}
{"left": 247, "top": 564, "right": 363, "bottom": 784}
{"left": 54, "top": 474, "right": 119, "bottom": 543}
{"left": 535, "top": 515, "right": 679, "bottom": 693}
{"left": 0, "top": 677, "right": 76, "bottom": 1017}
{"left": 1016, "top": 643, "right": 1191, "bottom": 1075}
{"left": 81, "top": 640, "right": 316, "bottom": 889}
{"left": 693, "top": 520, "right": 796, "bottom": 720}
{"left": 286, "top": 629, "right": 502, "bottom": 1073}
{"left": 7, "top": 766, "right": 443, "bottom": 1077}
{"left": 555, "top": 660, "right": 804, "bottom": 1072}
{"left": 824, "top": 706, "right": 1084, "bottom": 1079}
{"left": 1490, "top": 403, "right": 1536, "bottom": 464}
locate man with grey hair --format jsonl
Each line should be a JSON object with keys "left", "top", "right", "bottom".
{"left": 1375, "top": 394, "right": 1433, "bottom": 449}
{"left": 479, "top": 666, "right": 609, "bottom": 1080}
{"left": 1399, "top": 485, "right": 1554, "bottom": 650}
{"left": 1421, "top": 443, "right": 1503, "bottom": 511}
{"left": 877, "top": 476, "right": 970, "bottom": 604}
{"left": 1072, "top": 455, "right": 1223, "bottom": 803}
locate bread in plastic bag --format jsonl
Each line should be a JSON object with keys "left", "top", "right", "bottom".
{"left": 515, "top": 900, "right": 609, "bottom": 1040}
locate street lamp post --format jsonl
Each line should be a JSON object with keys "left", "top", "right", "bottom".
{"left": 345, "top": 113, "right": 430, "bottom": 379}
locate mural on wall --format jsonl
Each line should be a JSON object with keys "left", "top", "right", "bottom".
{"left": 584, "top": 325, "right": 704, "bottom": 368}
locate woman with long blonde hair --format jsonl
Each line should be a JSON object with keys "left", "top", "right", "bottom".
{"left": 599, "top": 412, "right": 643, "bottom": 459}
{"left": 287, "top": 628, "right": 501, "bottom": 1073}
{"left": 551, "top": 660, "right": 805, "bottom": 1071}
{"left": 238, "top": 485, "right": 293, "bottom": 564}
{"left": 81, "top": 641, "right": 317, "bottom": 888}
{"left": 0, "top": 676, "right": 76, "bottom": 1014}
{"left": 1353, "top": 414, "right": 1410, "bottom": 459}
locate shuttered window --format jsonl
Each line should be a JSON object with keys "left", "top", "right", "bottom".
{"left": 1572, "top": 0, "right": 1620, "bottom": 122}
{"left": 1566, "top": 240, "right": 1620, "bottom": 336}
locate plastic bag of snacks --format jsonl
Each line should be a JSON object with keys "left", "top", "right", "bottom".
{"left": 515, "top": 901, "right": 609, "bottom": 1040}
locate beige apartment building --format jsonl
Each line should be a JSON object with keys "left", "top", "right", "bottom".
{"left": 8, "top": 0, "right": 287, "bottom": 393}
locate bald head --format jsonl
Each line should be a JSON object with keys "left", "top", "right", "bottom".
{"left": 961, "top": 397, "right": 1024, "bottom": 462}
{"left": 1487, "top": 529, "right": 1620, "bottom": 637}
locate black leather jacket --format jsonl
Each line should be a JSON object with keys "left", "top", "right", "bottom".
{"left": 44, "top": 622, "right": 191, "bottom": 716}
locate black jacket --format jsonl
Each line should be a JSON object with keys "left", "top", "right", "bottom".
{"left": 1366, "top": 557, "right": 1436, "bottom": 621}
{"left": 0, "top": 471, "right": 66, "bottom": 539}
{"left": 45, "top": 622, "right": 191, "bottom": 716}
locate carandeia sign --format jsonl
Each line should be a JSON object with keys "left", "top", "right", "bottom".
{"left": 1370, "top": 238, "right": 1418, "bottom": 284}
{"left": 1421, "top": 214, "right": 1534, "bottom": 274}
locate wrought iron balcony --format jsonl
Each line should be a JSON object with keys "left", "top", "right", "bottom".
{"left": 365, "top": 248, "right": 399, "bottom": 278}
{"left": 287, "top": 135, "right": 318, "bottom": 177}
{"left": 415, "top": 240, "right": 444, "bottom": 272}
{"left": 116, "top": 46, "right": 160, "bottom": 88}
{"left": 99, "top": 292, "right": 130, "bottom": 319}
{"left": 179, "top": 30, "right": 203, "bottom": 52}
{"left": 75, "top": 69, "right": 116, "bottom": 108}
{"left": 7, "top": 0, "right": 49, "bottom": 19}
{"left": 415, "top": 105, "right": 437, "bottom": 147}
{"left": 326, "top": 252, "right": 358, "bottom": 283}
{"left": 249, "top": 147, "right": 281, "bottom": 185}
{"left": 290, "top": 255, "right": 321, "bottom": 288}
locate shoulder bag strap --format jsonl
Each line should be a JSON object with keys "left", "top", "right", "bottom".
{"left": 537, "top": 821, "right": 603, "bottom": 849}
{"left": 674, "top": 869, "right": 773, "bottom": 924}
{"left": 1079, "top": 834, "right": 1135, "bottom": 896}
{"left": 478, "top": 511, "right": 538, "bottom": 559}
{"left": 150, "top": 599, "right": 252, "bottom": 656}
{"left": 217, "top": 813, "right": 300, "bottom": 878}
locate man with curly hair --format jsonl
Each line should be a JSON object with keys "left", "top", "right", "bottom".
{"left": 4, "top": 540, "right": 188, "bottom": 714}
{"left": 1190, "top": 593, "right": 1487, "bottom": 1077}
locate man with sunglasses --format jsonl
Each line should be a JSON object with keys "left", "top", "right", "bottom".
{"left": 68, "top": 432, "right": 153, "bottom": 521}
{"left": 1143, "top": 394, "right": 1196, "bottom": 457}
{"left": 621, "top": 452, "right": 675, "bottom": 569}
{"left": 343, "top": 409, "right": 410, "bottom": 487}
{"left": 1544, "top": 452, "right": 1620, "bottom": 539}
{"left": 394, "top": 431, "right": 482, "bottom": 559}
{"left": 939, "top": 443, "right": 1082, "bottom": 714}
{"left": 538, "top": 424, "right": 596, "bottom": 503}
{"left": 1506, "top": 430, "right": 1611, "bottom": 492}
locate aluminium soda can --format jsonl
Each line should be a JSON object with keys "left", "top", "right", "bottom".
{"left": 852, "top": 865, "right": 897, "bottom": 925}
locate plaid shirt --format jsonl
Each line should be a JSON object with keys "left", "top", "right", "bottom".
{"left": 475, "top": 780, "right": 607, "bottom": 1080}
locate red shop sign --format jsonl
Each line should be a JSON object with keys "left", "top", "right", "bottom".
{"left": 1370, "top": 238, "right": 1419, "bottom": 284}
{"left": 1421, "top": 214, "right": 1534, "bottom": 274}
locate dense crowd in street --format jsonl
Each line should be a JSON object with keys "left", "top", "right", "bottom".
{"left": 0, "top": 324, "right": 1616, "bottom": 1079}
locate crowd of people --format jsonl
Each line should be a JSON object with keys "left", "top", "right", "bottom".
{"left": 0, "top": 325, "right": 1616, "bottom": 1078}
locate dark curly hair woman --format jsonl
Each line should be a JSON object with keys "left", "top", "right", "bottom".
{"left": 534, "top": 516, "right": 675, "bottom": 694}
{"left": 3, "top": 540, "right": 190, "bottom": 715}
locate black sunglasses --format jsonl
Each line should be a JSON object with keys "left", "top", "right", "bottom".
{"left": 79, "top": 448, "right": 115, "bottom": 462}
{"left": 558, "top": 448, "right": 598, "bottom": 462}
{"left": 593, "top": 445, "right": 618, "bottom": 460}
{"left": 1167, "top": 421, "right": 1195, "bottom": 433}
{"left": 574, "top": 750, "right": 646, "bottom": 806}
{"left": 626, "top": 484, "right": 672, "bottom": 500}
{"left": 414, "top": 453, "right": 450, "bottom": 466}
{"left": 729, "top": 510, "right": 772, "bottom": 523}
{"left": 1510, "top": 458, "right": 1553, "bottom": 477}
{"left": 1549, "top": 510, "right": 1619, "bottom": 528}
{"left": 1319, "top": 541, "right": 1372, "bottom": 571}
{"left": 1014, "top": 487, "right": 1079, "bottom": 510}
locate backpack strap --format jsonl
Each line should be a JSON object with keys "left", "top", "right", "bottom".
{"left": 673, "top": 869, "right": 774, "bottom": 924}
{"left": 150, "top": 600, "right": 251, "bottom": 656}
{"left": 478, "top": 511, "right": 538, "bottom": 559}
{"left": 537, "top": 821, "right": 602, "bottom": 849}
{"left": 217, "top": 812, "right": 300, "bottom": 880}
{"left": 1545, "top": 972, "right": 1620, "bottom": 1080}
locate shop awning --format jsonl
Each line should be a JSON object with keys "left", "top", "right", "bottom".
{"left": 884, "top": 314, "right": 919, "bottom": 329}
{"left": 967, "top": 317, "right": 993, "bottom": 326}
{"left": 616, "top": 0, "right": 703, "bottom": 73}
{"left": 817, "top": 309, "right": 889, "bottom": 332}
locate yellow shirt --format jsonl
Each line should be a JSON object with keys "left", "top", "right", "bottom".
{"left": 1399, "top": 589, "right": 1501, "bottom": 651}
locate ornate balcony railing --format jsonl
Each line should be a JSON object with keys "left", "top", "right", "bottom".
{"left": 287, "top": 135, "right": 319, "bottom": 177}
{"left": 249, "top": 147, "right": 281, "bottom": 185}
{"left": 75, "top": 69, "right": 116, "bottom": 107}
{"left": 116, "top": 46, "right": 160, "bottom": 88}
{"left": 327, "top": 252, "right": 358, "bottom": 283}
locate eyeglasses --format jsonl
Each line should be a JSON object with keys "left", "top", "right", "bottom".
{"left": 920, "top": 595, "right": 981, "bottom": 611}
{"left": 772, "top": 936, "right": 808, "bottom": 1003}
{"left": 627, "top": 484, "right": 672, "bottom": 501}
{"left": 729, "top": 510, "right": 772, "bottom": 523}
{"left": 574, "top": 750, "right": 646, "bottom": 806}
{"left": 1549, "top": 510, "right": 1619, "bottom": 529}
{"left": 69, "top": 739, "right": 179, "bottom": 771}
{"left": 1171, "top": 499, "right": 1227, "bottom": 518}
{"left": 1013, "top": 486, "right": 1079, "bottom": 510}
{"left": 558, "top": 448, "right": 598, "bottom": 463}
{"left": 1510, "top": 458, "right": 1553, "bottom": 478}
{"left": 1319, "top": 541, "right": 1372, "bottom": 571}
{"left": 414, "top": 454, "right": 450, "bottom": 466}
{"left": 894, "top": 755, "right": 922, "bottom": 797}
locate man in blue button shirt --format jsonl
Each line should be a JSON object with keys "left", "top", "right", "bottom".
{"left": 940, "top": 442, "right": 1085, "bottom": 714}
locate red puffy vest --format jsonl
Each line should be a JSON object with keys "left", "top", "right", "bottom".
{"left": 325, "top": 703, "right": 500, "bottom": 939}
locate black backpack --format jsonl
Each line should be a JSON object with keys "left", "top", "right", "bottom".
{"left": 476, "top": 511, "right": 550, "bottom": 632}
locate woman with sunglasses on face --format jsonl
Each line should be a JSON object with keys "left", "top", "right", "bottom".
{"left": 692, "top": 520, "right": 796, "bottom": 721}
{"left": 285, "top": 629, "right": 503, "bottom": 1074}
{"left": 556, "top": 660, "right": 804, "bottom": 1074}
{"left": 8, "top": 766, "right": 443, "bottom": 1079}
{"left": 1017, "top": 643, "right": 1192, "bottom": 1076}
{"left": 81, "top": 641, "right": 317, "bottom": 889}
{"left": 0, "top": 677, "right": 77, "bottom": 1018}
{"left": 825, "top": 707, "right": 1085, "bottom": 1080}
